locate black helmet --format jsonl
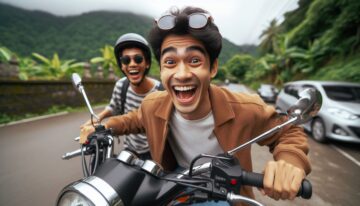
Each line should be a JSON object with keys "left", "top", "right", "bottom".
{"left": 114, "top": 33, "right": 152, "bottom": 75}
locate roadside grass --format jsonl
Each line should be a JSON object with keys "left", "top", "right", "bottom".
{"left": 0, "top": 103, "right": 107, "bottom": 125}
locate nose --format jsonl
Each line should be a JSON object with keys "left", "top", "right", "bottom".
{"left": 174, "top": 62, "right": 192, "bottom": 81}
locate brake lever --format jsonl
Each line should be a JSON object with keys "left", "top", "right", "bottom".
{"left": 227, "top": 192, "right": 264, "bottom": 206}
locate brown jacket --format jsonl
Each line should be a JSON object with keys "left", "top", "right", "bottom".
{"left": 106, "top": 84, "right": 311, "bottom": 199}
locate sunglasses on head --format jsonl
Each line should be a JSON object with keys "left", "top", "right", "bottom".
{"left": 120, "top": 54, "right": 144, "bottom": 65}
{"left": 155, "top": 13, "right": 212, "bottom": 30}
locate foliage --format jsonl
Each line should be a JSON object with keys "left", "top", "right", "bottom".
{"left": 280, "top": 0, "right": 312, "bottom": 33}
{"left": 214, "top": 66, "right": 228, "bottom": 81}
{"left": 225, "top": 54, "right": 255, "bottom": 81}
{"left": 0, "top": 3, "right": 254, "bottom": 67}
{"left": 90, "top": 45, "right": 122, "bottom": 77}
{"left": 250, "top": 0, "right": 360, "bottom": 87}
{"left": 0, "top": 46, "right": 12, "bottom": 62}
{"left": 31, "top": 52, "right": 86, "bottom": 80}
{"left": 148, "top": 56, "right": 161, "bottom": 80}
{"left": 311, "top": 55, "right": 360, "bottom": 82}
{"left": 259, "top": 19, "right": 281, "bottom": 54}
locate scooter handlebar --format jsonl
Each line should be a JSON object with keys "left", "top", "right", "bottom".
{"left": 241, "top": 171, "right": 312, "bottom": 199}
{"left": 62, "top": 147, "right": 88, "bottom": 160}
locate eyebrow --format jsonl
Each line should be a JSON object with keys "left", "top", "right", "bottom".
{"left": 161, "top": 47, "right": 176, "bottom": 57}
{"left": 161, "top": 45, "right": 207, "bottom": 57}
{"left": 186, "top": 46, "right": 206, "bottom": 56}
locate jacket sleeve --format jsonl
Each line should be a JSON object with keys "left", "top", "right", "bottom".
{"left": 104, "top": 107, "right": 145, "bottom": 135}
{"left": 257, "top": 102, "right": 311, "bottom": 175}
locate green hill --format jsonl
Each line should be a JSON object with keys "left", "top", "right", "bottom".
{"left": 0, "top": 3, "right": 256, "bottom": 66}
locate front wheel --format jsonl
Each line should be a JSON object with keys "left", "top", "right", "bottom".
{"left": 311, "top": 118, "right": 327, "bottom": 143}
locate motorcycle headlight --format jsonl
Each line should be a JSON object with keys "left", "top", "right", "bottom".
{"left": 57, "top": 191, "right": 94, "bottom": 206}
{"left": 57, "top": 176, "right": 123, "bottom": 206}
{"left": 328, "top": 108, "right": 358, "bottom": 120}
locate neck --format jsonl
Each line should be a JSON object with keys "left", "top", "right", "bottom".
{"left": 179, "top": 93, "right": 212, "bottom": 120}
{"left": 130, "top": 77, "right": 154, "bottom": 94}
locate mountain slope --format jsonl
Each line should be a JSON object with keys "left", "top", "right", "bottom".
{"left": 0, "top": 3, "right": 257, "bottom": 66}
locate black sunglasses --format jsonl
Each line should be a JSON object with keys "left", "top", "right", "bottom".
{"left": 120, "top": 54, "right": 144, "bottom": 65}
{"left": 155, "top": 13, "right": 212, "bottom": 30}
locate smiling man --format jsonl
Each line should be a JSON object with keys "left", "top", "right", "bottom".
{"left": 80, "top": 7, "right": 311, "bottom": 205}
{"left": 81, "top": 33, "right": 162, "bottom": 160}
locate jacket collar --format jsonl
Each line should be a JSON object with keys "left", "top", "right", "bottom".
{"left": 209, "top": 85, "right": 235, "bottom": 126}
{"left": 154, "top": 84, "right": 235, "bottom": 126}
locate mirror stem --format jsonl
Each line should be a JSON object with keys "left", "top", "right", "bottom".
{"left": 79, "top": 86, "right": 100, "bottom": 121}
{"left": 227, "top": 116, "right": 298, "bottom": 156}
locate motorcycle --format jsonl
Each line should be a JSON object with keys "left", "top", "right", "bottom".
{"left": 57, "top": 73, "right": 321, "bottom": 206}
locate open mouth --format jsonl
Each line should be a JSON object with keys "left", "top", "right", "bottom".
{"left": 129, "top": 69, "right": 140, "bottom": 76}
{"left": 128, "top": 69, "right": 141, "bottom": 80}
{"left": 173, "top": 85, "right": 197, "bottom": 103}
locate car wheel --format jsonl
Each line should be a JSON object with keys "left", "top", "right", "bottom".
{"left": 311, "top": 118, "right": 327, "bottom": 143}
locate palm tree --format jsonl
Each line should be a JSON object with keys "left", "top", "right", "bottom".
{"left": 259, "top": 19, "right": 281, "bottom": 54}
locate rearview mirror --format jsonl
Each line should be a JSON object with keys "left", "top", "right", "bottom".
{"left": 71, "top": 73, "right": 82, "bottom": 93}
{"left": 287, "top": 88, "right": 322, "bottom": 124}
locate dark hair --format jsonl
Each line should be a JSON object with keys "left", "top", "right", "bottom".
{"left": 148, "top": 6, "right": 222, "bottom": 69}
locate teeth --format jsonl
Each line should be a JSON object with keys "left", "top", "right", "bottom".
{"left": 174, "top": 86, "right": 195, "bottom": 91}
{"left": 129, "top": 70, "right": 139, "bottom": 74}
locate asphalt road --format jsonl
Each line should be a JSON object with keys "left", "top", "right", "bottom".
{"left": 0, "top": 84, "right": 359, "bottom": 205}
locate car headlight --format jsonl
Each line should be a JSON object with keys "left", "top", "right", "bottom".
{"left": 328, "top": 108, "right": 358, "bottom": 120}
{"left": 57, "top": 191, "right": 94, "bottom": 206}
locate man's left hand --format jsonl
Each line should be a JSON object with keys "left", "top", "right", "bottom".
{"left": 261, "top": 160, "right": 305, "bottom": 200}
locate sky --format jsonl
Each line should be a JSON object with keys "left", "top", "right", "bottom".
{"left": 0, "top": 0, "right": 299, "bottom": 45}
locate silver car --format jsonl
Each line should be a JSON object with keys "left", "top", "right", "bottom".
{"left": 257, "top": 84, "right": 279, "bottom": 103}
{"left": 276, "top": 80, "right": 360, "bottom": 143}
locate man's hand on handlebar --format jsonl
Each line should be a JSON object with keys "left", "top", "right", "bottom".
{"left": 80, "top": 125, "right": 95, "bottom": 144}
{"left": 262, "top": 160, "right": 305, "bottom": 200}
{"left": 80, "top": 119, "right": 100, "bottom": 129}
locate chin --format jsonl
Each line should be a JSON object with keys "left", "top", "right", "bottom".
{"left": 173, "top": 101, "right": 199, "bottom": 116}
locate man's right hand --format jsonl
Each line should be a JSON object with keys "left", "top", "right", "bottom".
{"left": 80, "top": 125, "right": 95, "bottom": 144}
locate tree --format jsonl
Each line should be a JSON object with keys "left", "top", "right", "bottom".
{"left": 259, "top": 19, "right": 281, "bottom": 54}
{"left": 225, "top": 54, "right": 255, "bottom": 82}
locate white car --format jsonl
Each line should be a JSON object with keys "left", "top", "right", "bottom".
{"left": 276, "top": 80, "right": 360, "bottom": 143}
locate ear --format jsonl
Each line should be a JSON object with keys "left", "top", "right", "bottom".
{"left": 210, "top": 59, "right": 218, "bottom": 78}
{"left": 145, "top": 59, "right": 150, "bottom": 70}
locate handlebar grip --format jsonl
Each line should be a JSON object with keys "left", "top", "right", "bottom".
{"left": 241, "top": 171, "right": 312, "bottom": 199}
{"left": 62, "top": 147, "right": 88, "bottom": 160}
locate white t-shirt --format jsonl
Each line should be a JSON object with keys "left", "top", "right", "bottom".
{"left": 168, "top": 110, "right": 224, "bottom": 167}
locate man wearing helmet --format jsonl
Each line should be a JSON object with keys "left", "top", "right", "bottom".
{"left": 81, "top": 33, "right": 162, "bottom": 160}
{"left": 81, "top": 7, "right": 311, "bottom": 204}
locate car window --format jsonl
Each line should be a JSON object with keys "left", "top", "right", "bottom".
{"left": 323, "top": 85, "right": 360, "bottom": 102}
{"left": 284, "top": 84, "right": 301, "bottom": 98}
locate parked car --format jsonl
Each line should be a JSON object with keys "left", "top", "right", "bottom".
{"left": 257, "top": 84, "right": 279, "bottom": 103}
{"left": 276, "top": 80, "right": 360, "bottom": 143}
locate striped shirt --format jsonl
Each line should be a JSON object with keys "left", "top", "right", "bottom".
{"left": 106, "top": 77, "right": 161, "bottom": 154}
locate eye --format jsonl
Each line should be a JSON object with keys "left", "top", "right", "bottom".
{"left": 190, "top": 57, "right": 201, "bottom": 65}
{"left": 162, "top": 57, "right": 176, "bottom": 68}
{"left": 165, "top": 59, "right": 175, "bottom": 64}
